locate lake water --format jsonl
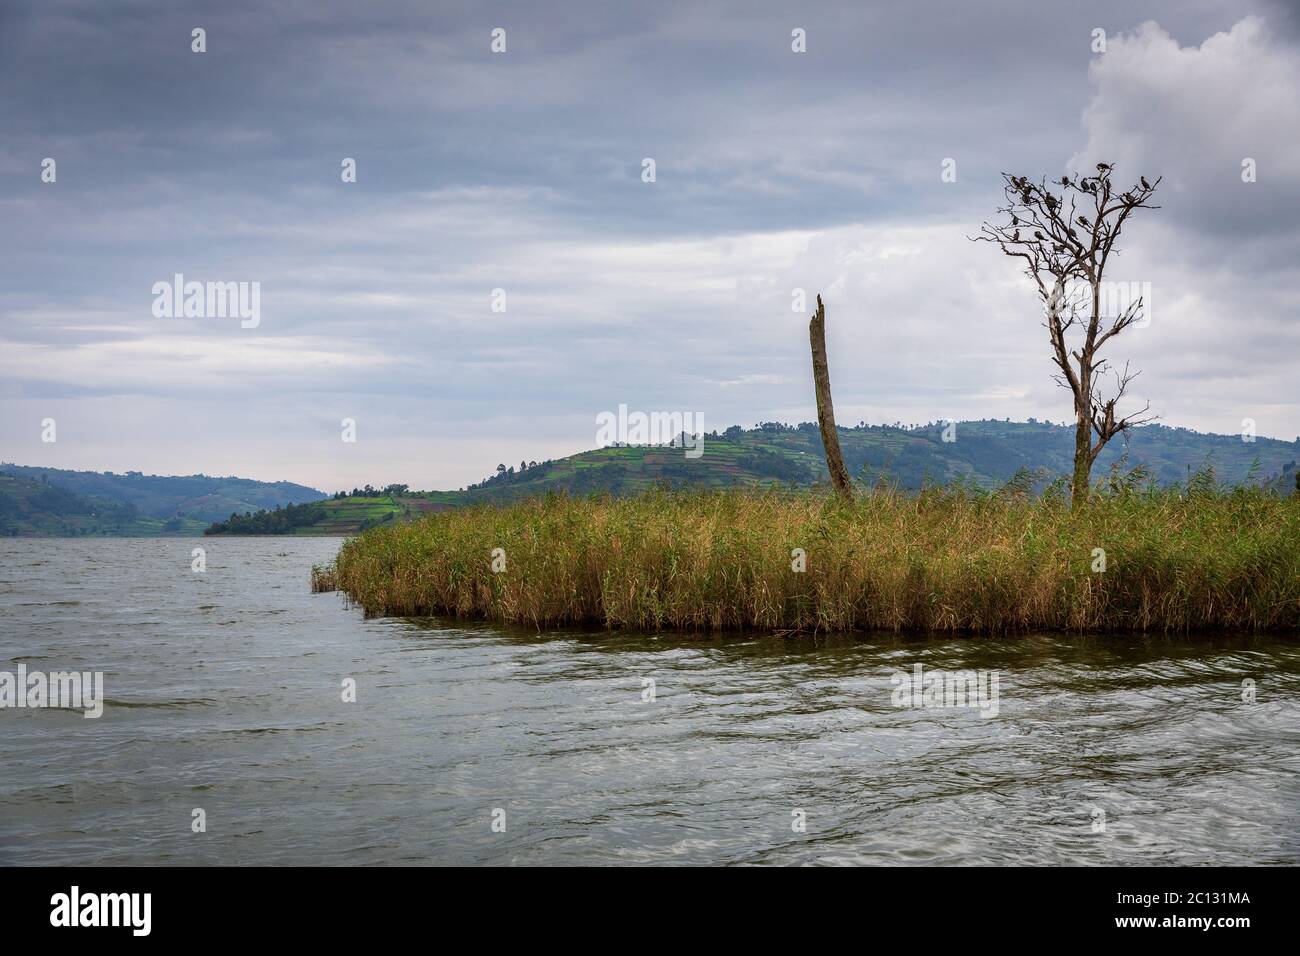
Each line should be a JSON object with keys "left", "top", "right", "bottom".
{"left": 1, "top": 537, "right": 1297, "bottom": 866}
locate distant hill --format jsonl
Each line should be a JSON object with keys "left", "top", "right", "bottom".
{"left": 0, "top": 471, "right": 199, "bottom": 536}
{"left": 432, "top": 418, "right": 1300, "bottom": 502}
{"left": 0, "top": 464, "right": 325, "bottom": 536}
{"left": 205, "top": 487, "right": 456, "bottom": 536}
{"left": 204, "top": 420, "right": 1300, "bottom": 536}
{"left": 2, "top": 471, "right": 123, "bottom": 535}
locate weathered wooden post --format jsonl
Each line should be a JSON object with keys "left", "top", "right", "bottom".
{"left": 808, "top": 294, "right": 853, "bottom": 501}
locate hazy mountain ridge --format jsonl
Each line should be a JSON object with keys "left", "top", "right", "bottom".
{"left": 0, "top": 472, "right": 195, "bottom": 536}
{"left": 0, "top": 464, "right": 325, "bottom": 536}
{"left": 7, "top": 421, "right": 1297, "bottom": 536}
{"left": 203, "top": 420, "right": 1299, "bottom": 536}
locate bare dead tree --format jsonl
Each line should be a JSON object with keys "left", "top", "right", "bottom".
{"left": 975, "top": 164, "right": 1161, "bottom": 509}
{"left": 808, "top": 294, "right": 853, "bottom": 501}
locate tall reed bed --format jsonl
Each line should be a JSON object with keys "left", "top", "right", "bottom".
{"left": 327, "top": 486, "right": 1299, "bottom": 633}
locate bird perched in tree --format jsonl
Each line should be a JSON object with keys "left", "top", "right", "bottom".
{"left": 1013, "top": 229, "right": 1020, "bottom": 241}
{"left": 1034, "top": 230, "right": 1045, "bottom": 240}
{"left": 1077, "top": 215, "right": 1090, "bottom": 228}
{"left": 1097, "top": 163, "right": 1111, "bottom": 172}
{"left": 1140, "top": 176, "right": 1151, "bottom": 190}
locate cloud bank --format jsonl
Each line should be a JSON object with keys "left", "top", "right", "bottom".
{"left": 1, "top": 0, "right": 1296, "bottom": 490}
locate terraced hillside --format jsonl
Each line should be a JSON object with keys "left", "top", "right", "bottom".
{"left": 203, "top": 419, "right": 1300, "bottom": 535}
{"left": 203, "top": 493, "right": 456, "bottom": 536}
{"left": 462, "top": 419, "right": 1299, "bottom": 500}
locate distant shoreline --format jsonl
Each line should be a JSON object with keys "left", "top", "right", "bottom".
{"left": 7, "top": 421, "right": 1298, "bottom": 538}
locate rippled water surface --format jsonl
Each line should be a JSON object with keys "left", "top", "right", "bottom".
{"left": 2, "top": 537, "right": 1297, "bottom": 865}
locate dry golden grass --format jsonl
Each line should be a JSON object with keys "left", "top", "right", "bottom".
{"left": 327, "top": 485, "right": 1300, "bottom": 634}
{"left": 309, "top": 563, "right": 338, "bottom": 593}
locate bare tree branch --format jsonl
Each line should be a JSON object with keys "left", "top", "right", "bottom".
{"left": 972, "top": 164, "right": 1161, "bottom": 508}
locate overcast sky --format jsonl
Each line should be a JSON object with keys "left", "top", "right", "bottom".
{"left": 2, "top": 0, "right": 1297, "bottom": 492}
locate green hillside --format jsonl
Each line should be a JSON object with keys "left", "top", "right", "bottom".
{"left": 204, "top": 489, "right": 456, "bottom": 536}
{"left": 447, "top": 419, "right": 1300, "bottom": 500}
{"left": 204, "top": 419, "right": 1300, "bottom": 536}
{"left": 0, "top": 464, "right": 325, "bottom": 536}
{"left": 0, "top": 471, "right": 209, "bottom": 536}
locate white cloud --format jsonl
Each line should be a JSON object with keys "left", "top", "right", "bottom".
{"left": 1072, "top": 17, "right": 1300, "bottom": 237}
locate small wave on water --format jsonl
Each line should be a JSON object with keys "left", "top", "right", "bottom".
{"left": 101, "top": 698, "right": 220, "bottom": 710}
{"left": 1, "top": 536, "right": 1297, "bottom": 866}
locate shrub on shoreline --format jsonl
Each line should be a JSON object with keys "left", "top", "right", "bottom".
{"left": 310, "top": 563, "right": 338, "bottom": 593}
{"left": 329, "top": 486, "right": 1299, "bottom": 634}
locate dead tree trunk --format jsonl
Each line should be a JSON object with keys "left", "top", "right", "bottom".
{"left": 1072, "top": 413, "right": 1093, "bottom": 509}
{"left": 808, "top": 294, "right": 853, "bottom": 501}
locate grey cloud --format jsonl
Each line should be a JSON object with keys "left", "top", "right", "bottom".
{"left": 0, "top": 0, "right": 1296, "bottom": 489}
